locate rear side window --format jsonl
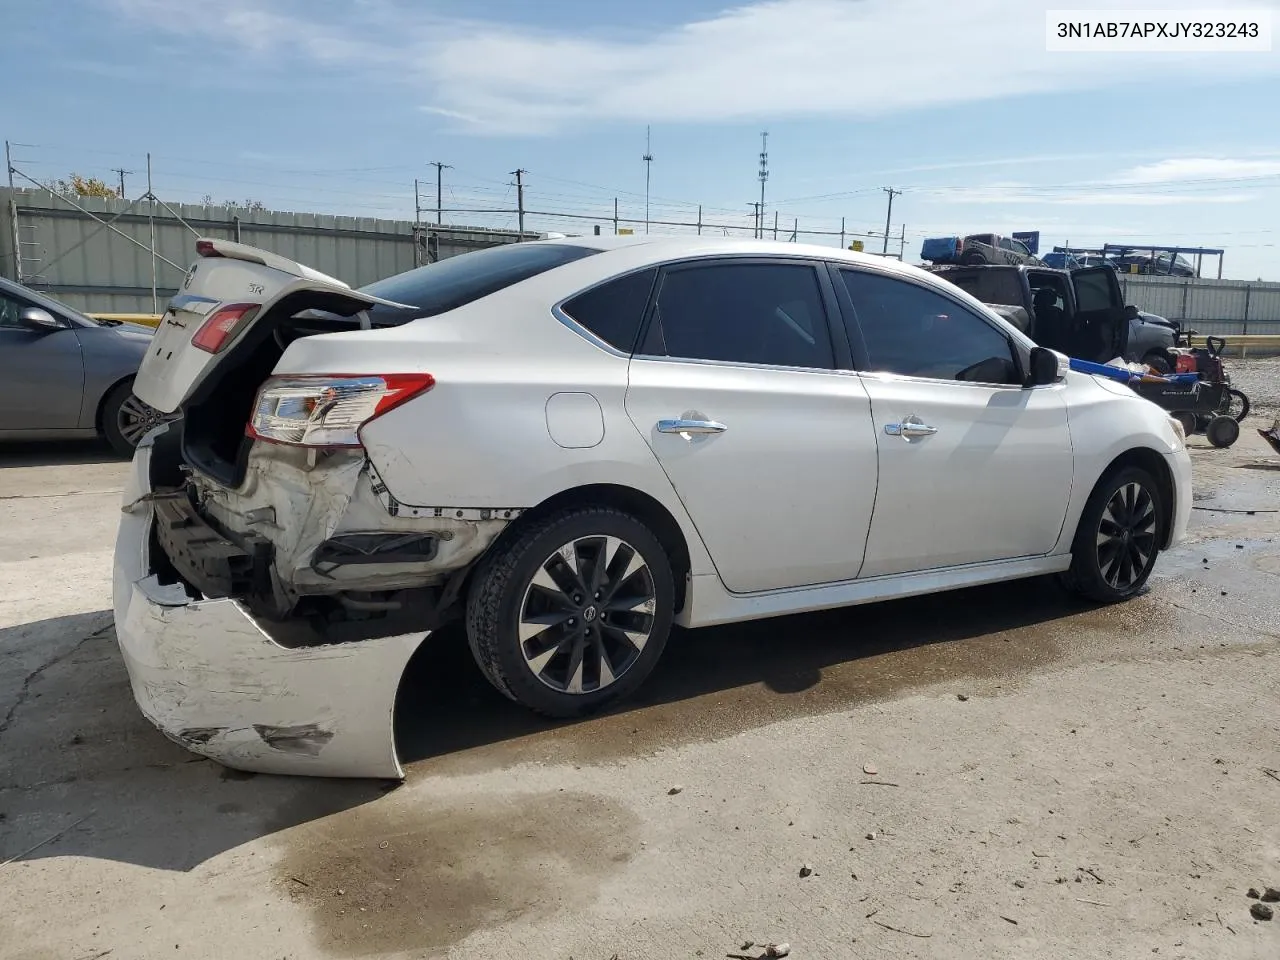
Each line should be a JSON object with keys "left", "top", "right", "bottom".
{"left": 644, "top": 262, "right": 835, "bottom": 369}
{"left": 560, "top": 268, "right": 657, "bottom": 352}
{"left": 360, "top": 242, "right": 599, "bottom": 325}
{"left": 841, "top": 269, "right": 1019, "bottom": 384}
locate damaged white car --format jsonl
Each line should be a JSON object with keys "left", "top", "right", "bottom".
{"left": 114, "top": 235, "right": 1192, "bottom": 778}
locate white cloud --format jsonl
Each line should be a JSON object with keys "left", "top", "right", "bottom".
{"left": 925, "top": 184, "right": 1256, "bottom": 205}
{"left": 1119, "top": 157, "right": 1280, "bottom": 183}
{"left": 104, "top": 0, "right": 1280, "bottom": 136}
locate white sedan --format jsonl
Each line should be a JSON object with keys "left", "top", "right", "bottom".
{"left": 114, "top": 235, "right": 1191, "bottom": 778}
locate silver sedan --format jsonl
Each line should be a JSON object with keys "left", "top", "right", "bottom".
{"left": 0, "top": 276, "right": 166, "bottom": 455}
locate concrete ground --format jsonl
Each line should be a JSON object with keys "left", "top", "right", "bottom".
{"left": 2, "top": 430, "right": 1279, "bottom": 960}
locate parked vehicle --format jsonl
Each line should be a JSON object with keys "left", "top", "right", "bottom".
{"left": 928, "top": 263, "right": 1178, "bottom": 371}
{"left": 920, "top": 233, "right": 1043, "bottom": 267}
{"left": 1109, "top": 249, "right": 1197, "bottom": 277}
{"left": 1043, "top": 251, "right": 1118, "bottom": 272}
{"left": 114, "top": 236, "right": 1191, "bottom": 778}
{"left": 0, "top": 276, "right": 167, "bottom": 454}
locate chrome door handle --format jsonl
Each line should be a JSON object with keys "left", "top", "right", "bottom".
{"left": 884, "top": 416, "right": 938, "bottom": 439}
{"left": 657, "top": 418, "right": 727, "bottom": 436}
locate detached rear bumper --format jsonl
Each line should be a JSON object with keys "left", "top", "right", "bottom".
{"left": 112, "top": 431, "right": 427, "bottom": 779}
{"left": 1166, "top": 448, "right": 1192, "bottom": 548}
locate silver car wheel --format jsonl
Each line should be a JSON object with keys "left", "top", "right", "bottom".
{"left": 518, "top": 535, "right": 656, "bottom": 695}
{"left": 116, "top": 393, "right": 167, "bottom": 447}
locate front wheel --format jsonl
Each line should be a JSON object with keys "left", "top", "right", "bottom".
{"left": 465, "top": 507, "right": 675, "bottom": 718}
{"left": 1061, "top": 466, "right": 1163, "bottom": 603}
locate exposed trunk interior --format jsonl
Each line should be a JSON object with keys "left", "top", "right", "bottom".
{"left": 180, "top": 298, "right": 367, "bottom": 487}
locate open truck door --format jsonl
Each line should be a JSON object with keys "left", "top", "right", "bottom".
{"left": 1070, "top": 265, "right": 1129, "bottom": 362}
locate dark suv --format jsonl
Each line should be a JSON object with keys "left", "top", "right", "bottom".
{"left": 928, "top": 263, "right": 1178, "bottom": 370}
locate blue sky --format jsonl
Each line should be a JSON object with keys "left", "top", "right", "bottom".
{"left": 4, "top": 0, "right": 1280, "bottom": 278}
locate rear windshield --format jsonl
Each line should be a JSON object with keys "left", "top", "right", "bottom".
{"left": 360, "top": 242, "right": 599, "bottom": 325}
{"left": 936, "top": 269, "right": 1024, "bottom": 307}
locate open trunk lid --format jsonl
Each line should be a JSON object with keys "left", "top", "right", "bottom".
{"left": 134, "top": 238, "right": 414, "bottom": 414}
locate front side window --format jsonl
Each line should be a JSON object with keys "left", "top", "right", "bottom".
{"left": 1074, "top": 270, "right": 1119, "bottom": 312}
{"left": 0, "top": 292, "right": 28, "bottom": 329}
{"left": 840, "top": 270, "right": 1020, "bottom": 384}
{"left": 644, "top": 262, "right": 835, "bottom": 369}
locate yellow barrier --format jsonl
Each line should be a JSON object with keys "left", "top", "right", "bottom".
{"left": 1188, "top": 335, "right": 1280, "bottom": 358}
{"left": 88, "top": 313, "right": 162, "bottom": 328}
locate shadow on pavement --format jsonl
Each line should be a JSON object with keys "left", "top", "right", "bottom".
{"left": 0, "top": 575, "right": 1111, "bottom": 873}
{"left": 394, "top": 574, "right": 1101, "bottom": 770}
{"left": 0, "top": 439, "right": 124, "bottom": 468}
{"left": 0, "top": 611, "right": 385, "bottom": 874}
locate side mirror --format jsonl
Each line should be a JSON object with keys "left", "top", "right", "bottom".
{"left": 1124, "top": 305, "right": 1140, "bottom": 320}
{"left": 1027, "top": 346, "right": 1065, "bottom": 387}
{"left": 18, "top": 307, "right": 67, "bottom": 332}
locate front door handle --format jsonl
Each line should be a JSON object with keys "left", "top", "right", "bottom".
{"left": 884, "top": 416, "right": 938, "bottom": 439}
{"left": 658, "top": 418, "right": 727, "bottom": 437}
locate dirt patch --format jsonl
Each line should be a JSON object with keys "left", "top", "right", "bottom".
{"left": 272, "top": 789, "right": 638, "bottom": 957}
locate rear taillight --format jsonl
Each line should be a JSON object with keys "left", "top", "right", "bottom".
{"left": 192, "top": 303, "right": 260, "bottom": 354}
{"left": 248, "top": 374, "right": 436, "bottom": 448}
{"left": 195, "top": 239, "right": 222, "bottom": 257}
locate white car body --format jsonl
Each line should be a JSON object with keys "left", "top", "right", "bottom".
{"left": 114, "top": 235, "right": 1192, "bottom": 778}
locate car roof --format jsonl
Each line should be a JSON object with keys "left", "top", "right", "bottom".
{"left": 541, "top": 233, "right": 932, "bottom": 279}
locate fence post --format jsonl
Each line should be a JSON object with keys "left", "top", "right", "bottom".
{"left": 147, "top": 152, "right": 157, "bottom": 314}
{"left": 697, "top": 205, "right": 702, "bottom": 236}
{"left": 613, "top": 198, "right": 618, "bottom": 236}
{"left": 773, "top": 210, "right": 778, "bottom": 241}
{"left": 4, "top": 140, "right": 20, "bottom": 283}
{"left": 1242, "top": 282, "right": 1251, "bottom": 336}
{"left": 840, "top": 217, "right": 845, "bottom": 249}
{"left": 1180, "top": 279, "right": 1189, "bottom": 321}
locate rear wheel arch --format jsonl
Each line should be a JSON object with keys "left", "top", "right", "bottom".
{"left": 495, "top": 483, "right": 692, "bottom": 614}
{"left": 94, "top": 374, "right": 136, "bottom": 434}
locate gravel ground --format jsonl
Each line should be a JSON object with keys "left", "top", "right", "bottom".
{"left": 1228, "top": 357, "right": 1280, "bottom": 422}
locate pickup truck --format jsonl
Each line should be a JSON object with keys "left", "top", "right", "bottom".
{"left": 928, "top": 263, "right": 1179, "bottom": 371}
{"left": 920, "top": 233, "right": 1044, "bottom": 267}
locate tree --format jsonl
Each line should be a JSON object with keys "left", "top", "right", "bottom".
{"left": 200, "top": 194, "right": 267, "bottom": 212}
{"left": 45, "top": 174, "right": 118, "bottom": 199}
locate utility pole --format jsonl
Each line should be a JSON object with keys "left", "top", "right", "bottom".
{"left": 643, "top": 126, "right": 653, "bottom": 235}
{"left": 758, "top": 131, "right": 769, "bottom": 240}
{"left": 898, "top": 223, "right": 906, "bottom": 259}
{"left": 110, "top": 167, "right": 133, "bottom": 198}
{"left": 511, "top": 168, "right": 526, "bottom": 235}
{"left": 882, "top": 187, "right": 902, "bottom": 254}
{"left": 412, "top": 179, "right": 422, "bottom": 267}
{"left": 428, "top": 161, "right": 452, "bottom": 225}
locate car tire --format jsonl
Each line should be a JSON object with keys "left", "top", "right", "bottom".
{"left": 101, "top": 380, "right": 164, "bottom": 458}
{"left": 465, "top": 506, "right": 675, "bottom": 718}
{"left": 960, "top": 251, "right": 988, "bottom": 265}
{"left": 1142, "top": 351, "right": 1172, "bottom": 375}
{"left": 1061, "top": 466, "right": 1163, "bottom": 604}
{"left": 1206, "top": 414, "right": 1240, "bottom": 448}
